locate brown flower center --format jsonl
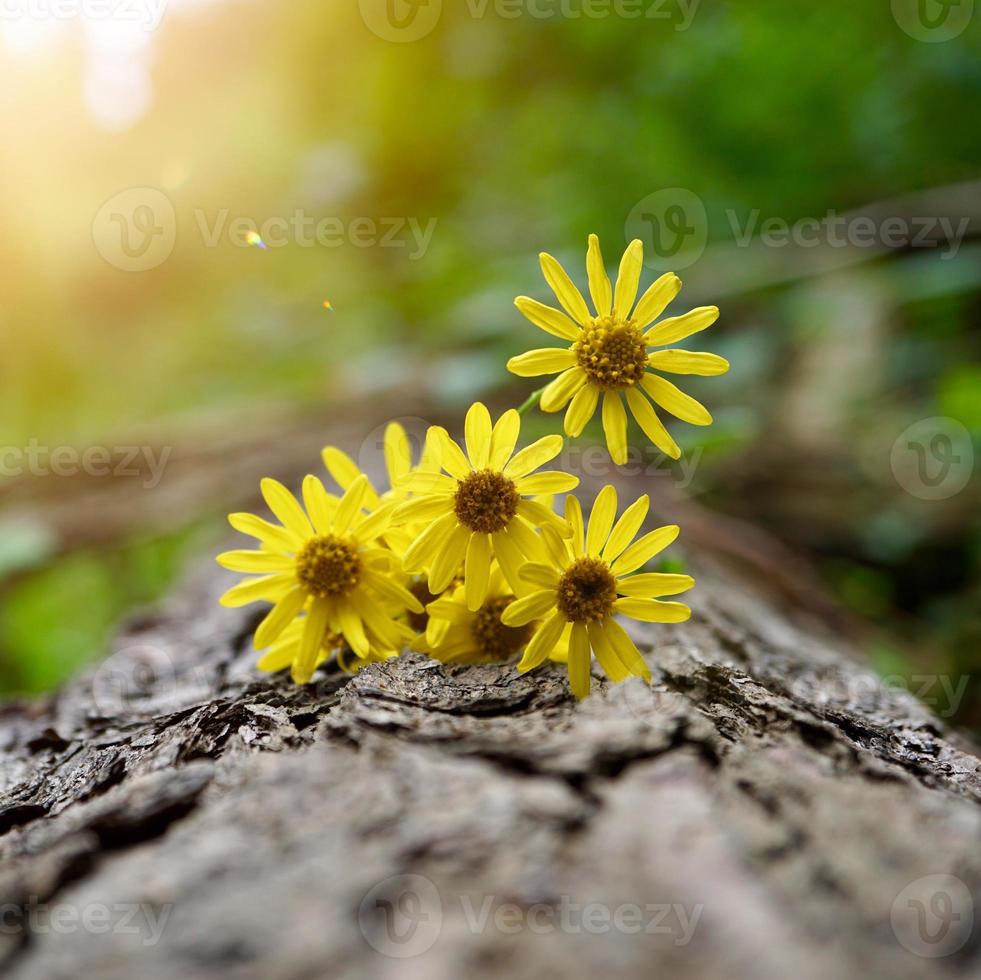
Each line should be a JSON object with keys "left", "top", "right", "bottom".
{"left": 296, "top": 535, "right": 362, "bottom": 599}
{"left": 453, "top": 469, "right": 520, "bottom": 535}
{"left": 470, "top": 596, "right": 532, "bottom": 661}
{"left": 574, "top": 316, "right": 648, "bottom": 389}
{"left": 557, "top": 557, "right": 618, "bottom": 623}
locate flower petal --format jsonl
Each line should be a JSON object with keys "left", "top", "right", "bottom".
{"left": 616, "top": 572, "right": 695, "bottom": 598}
{"left": 465, "top": 401, "right": 493, "bottom": 469}
{"left": 403, "top": 511, "right": 458, "bottom": 572}
{"left": 631, "top": 272, "right": 682, "bottom": 329}
{"left": 603, "top": 618, "right": 652, "bottom": 681}
{"left": 302, "top": 475, "right": 336, "bottom": 535}
{"left": 647, "top": 350, "right": 730, "bottom": 376}
{"left": 220, "top": 573, "right": 296, "bottom": 608}
{"left": 430, "top": 523, "right": 470, "bottom": 593}
{"left": 503, "top": 434, "right": 564, "bottom": 479}
{"left": 506, "top": 348, "right": 577, "bottom": 378}
{"left": 564, "top": 494, "right": 585, "bottom": 556}
{"left": 514, "top": 296, "right": 581, "bottom": 341}
{"left": 431, "top": 427, "right": 472, "bottom": 481}
{"left": 363, "top": 569, "right": 425, "bottom": 614}
{"left": 586, "top": 484, "right": 618, "bottom": 556}
{"left": 601, "top": 391, "right": 628, "bottom": 466}
{"left": 464, "top": 532, "right": 492, "bottom": 611}
{"left": 502, "top": 588, "right": 555, "bottom": 626}
{"left": 260, "top": 478, "right": 313, "bottom": 538}
{"left": 641, "top": 375, "right": 712, "bottom": 425}
{"left": 514, "top": 471, "right": 579, "bottom": 495}
{"left": 254, "top": 587, "right": 307, "bottom": 648}
{"left": 613, "top": 239, "right": 643, "bottom": 321}
{"left": 585, "top": 233, "right": 612, "bottom": 316}
{"left": 333, "top": 474, "right": 368, "bottom": 533}
{"left": 393, "top": 495, "right": 453, "bottom": 525}
{"left": 539, "top": 252, "right": 592, "bottom": 326}
{"left": 336, "top": 598, "right": 370, "bottom": 659}
{"left": 519, "top": 562, "right": 560, "bottom": 590}
{"left": 489, "top": 409, "right": 521, "bottom": 470}
{"left": 564, "top": 383, "right": 599, "bottom": 438}
{"left": 292, "top": 599, "right": 331, "bottom": 684}
{"left": 384, "top": 422, "right": 413, "bottom": 485}
{"left": 228, "top": 513, "right": 302, "bottom": 553}
{"left": 625, "top": 387, "right": 681, "bottom": 460}
{"left": 517, "top": 610, "right": 565, "bottom": 671}
{"left": 614, "top": 597, "right": 691, "bottom": 623}
{"left": 611, "top": 525, "right": 680, "bottom": 576}
{"left": 567, "top": 622, "right": 591, "bottom": 700}
{"left": 539, "top": 367, "right": 586, "bottom": 413}
{"left": 602, "top": 494, "right": 649, "bottom": 563}
{"left": 645, "top": 306, "right": 719, "bottom": 346}
{"left": 491, "top": 529, "right": 526, "bottom": 594}
{"left": 216, "top": 550, "right": 295, "bottom": 573}
{"left": 321, "top": 449, "right": 380, "bottom": 507}
{"left": 586, "top": 621, "right": 631, "bottom": 683}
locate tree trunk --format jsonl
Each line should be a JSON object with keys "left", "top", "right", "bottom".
{"left": 1, "top": 505, "right": 979, "bottom": 979}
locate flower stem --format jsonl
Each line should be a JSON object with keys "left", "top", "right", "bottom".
{"left": 516, "top": 387, "right": 545, "bottom": 417}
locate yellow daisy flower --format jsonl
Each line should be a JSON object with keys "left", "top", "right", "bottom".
{"left": 508, "top": 234, "right": 729, "bottom": 464}
{"left": 392, "top": 401, "right": 578, "bottom": 611}
{"left": 501, "top": 485, "right": 695, "bottom": 699}
{"left": 217, "top": 472, "right": 421, "bottom": 684}
{"left": 412, "top": 565, "right": 535, "bottom": 665}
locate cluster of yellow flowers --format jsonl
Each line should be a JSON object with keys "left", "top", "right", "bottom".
{"left": 218, "top": 236, "right": 728, "bottom": 699}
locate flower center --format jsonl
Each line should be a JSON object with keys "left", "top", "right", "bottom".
{"left": 453, "top": 469, "right": 520, "bottom": 535}
{"left": 295, "top": 535, "right": 362, "bottom": 598}
{"left": 470, "top": 596, "right": 532, "bottom": 661}
{"left": 557, "top": 557, "right": 618, "bottom": 623}
{"left": 574, "top": 316, "right": 648, "bottom": 389}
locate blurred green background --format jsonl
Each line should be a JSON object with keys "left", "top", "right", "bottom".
{"left": 1, "top": 1, "right": 979, "bottom": 726}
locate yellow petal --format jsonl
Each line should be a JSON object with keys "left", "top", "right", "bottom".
{"left": 431, "top": 427, "right": 472, "bottom": 481}
{"left": 602, "top": 494, "right": 649, "bottom": 563}
{"left": 625, "top": 387, "right": 681, "bottom": 460}
{"left": 516, "top": 499, "right": 572, "bottom": 539}
{"left": 333, "top": 474, "right": 368, "bottom": 533}
{"left": 489, "top": 409, "right": 521, "bottom": 470}
{"left": 464, "top": 532, "right": 492, "bottom": 611}
{"left": 517, "top": 610, "right": 565, "bottom": 671}
{"left": 586, "top": 484, "right": 618, "bottom": 556}
{"left": 491, "top": 529, "right": 526, "bottom": 594}
{"left": 228, "top": 512, "right": 302, "bottom": 553}
{"left": 514, "top": 471, "right": 579, "bottom": 495}
{"left": 603, "top": 618, "right": 652, "bottom": 682}
{"left": 506, "top": 348, "right": 578, "bottom": 378}
{"left": 363, "top": 569, "right": 425, "bottom": 614}
{"left": 564, "top": 383, "right": 599, "bottom": 438}
{"left": 641, "top": 375, "right": 712, "bottom": 425}
{"left": 302, "top": 475, "right": 336, "bottom": 535}
{"left": 321, "top": 449, "right": 380, "bottom": 507}
{"left": 514, "top": 296, "right": 581, "bottom": 341}
{"left": 384, "top": 422, "right": 412, "bottom": 485}
{"left": 539, "top": 367, "right": 586, "bottom": 413}
{"left": 260, "top": 478, "right": 313, "bottom": 538}
{"left": 646, "top": 350, "right": 730, "bottom": 376}
{"left": 220, "top": 573, "right": 296, "bottom": 608}
{"left": 613, "top": 239, "right": 643, "bottom": 321}
{"left": 353, "top": 501, "right": 395, "bottom": 543}
{"left": 254, "top": 587, "right": 307, "bottom": 648}
{"left": 563, "top": 493, "right": 584, "bottom": 556}
{"left": 519, "top": 562, "right": 560, "bottom": 590}
{"left": 504, "top": 514, "right": 546, "bottom": 564}
{"left": 336, "top": 598, "right": 370, "bottom": 659}
{"left": 601, "top": 391, "right": 628, "bottom": 466}
{"left": 645, "top": 306, "right": 719, "bottom": 346}
{"left": 616, "top": 572, "right": 695, "bottom": 598}
{"left": 586, "top": 621, "right": 631, "bottom": 683}
{"left": 614, "top": 597, "right": 691, "bottom": 624}
{"left": 429, "top": 523, "right": 470, "bottom": 593}
{"left": 403, "top": 511, "right": 458, "bottom": 572}
{"left": 501, "top": 587, "right": 555, "bottom": 626}
{"left": 585, "top": 234, "right": 611, "bottom": 317}
{"left": 464, "top": 402, "right": 493, "bottom": 469}
{"left": 631, "top": 272, "right": 682, "bottom": 329}
{"left": 611, "top": 525, "right": 680, "bottom": 576}
{"left": 539, "top": 252, "right": 591, "bottom": 326}
{"left": 503, "top": 434, "right": 564, "bottom": 479}
{"left": 216, "top": 550, "right": 294, "bottom": 573}
{"left": 291, "top": 599, "right": 330, "bottom": 683}
{"left": 393, "top": 495, "right": 453, "bottom": 524}
{"left": 567, "top": 622, "right": 591, "bottom": 700}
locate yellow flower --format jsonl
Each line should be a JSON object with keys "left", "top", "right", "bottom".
{"left": 393, "top": 402, "right": 578, "bottom": 611}
{"left": 217, "top": 472, "right": 421, "bottom": 684}
{"left": 255, "top": 618, "right": 389, "bottom": 676}
{"left": 508, "top": 234, "right": 729, "bottom": 464}
{"left": 412, "top": 565, "right": 535, "bottom": 665}
{"left": 501, "top": 485, "right": 695, "bottom": 699}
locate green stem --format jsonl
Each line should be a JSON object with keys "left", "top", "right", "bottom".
{"left": 516, "top": 387, "right": 545, "bottom": 417}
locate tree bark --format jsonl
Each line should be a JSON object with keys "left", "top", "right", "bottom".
{"left": 1, "top": 508, "right": 979, "bottom": 979}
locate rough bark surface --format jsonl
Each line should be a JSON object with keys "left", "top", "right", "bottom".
{"left": 1, "top": 538, "right": 980, "bottom": 979}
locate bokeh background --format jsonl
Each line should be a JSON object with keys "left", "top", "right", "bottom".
{"left": 1, "top": 1, "right": 979, "bottom": 727}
